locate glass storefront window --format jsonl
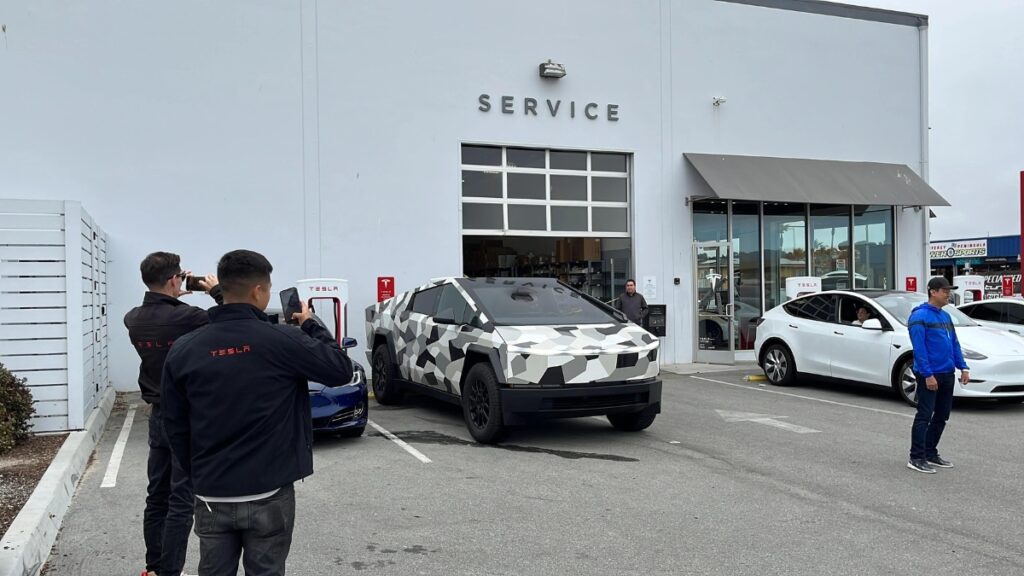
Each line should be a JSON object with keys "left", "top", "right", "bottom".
{"left": 692, "top": 200, "right": 727, "bottom": 242}
{"left": 854, "top": 205, "right": 894, "bottom": 290}
{"left": 731, "top": 202, "right": 760, "bottom": 351}
{"left": 763, "top": 202, "right": 807, "bottom": 311}
{"left": 811, "top": 205, "right": 853, "bottom": 291}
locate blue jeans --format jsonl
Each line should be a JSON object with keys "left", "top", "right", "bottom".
{"left": 145, "top": 404, "right": 193, "bottom": 576}
{"left": 910, "top": 372, "right": 955, "bottom": 460}
{"left": 193, "top": 483, "right": 296, "bottom": 576}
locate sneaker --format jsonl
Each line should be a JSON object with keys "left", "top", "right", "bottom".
{"left": 907, "top": 459, "right": 936, "bottom": 474}
{"left": 927, "top": 456, "right": 953, "bottom": 468}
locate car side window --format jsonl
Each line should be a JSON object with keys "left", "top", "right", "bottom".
{"left": 783, "top": 295, "right": 835, "bottom": 322}
{"left": 1004, "top": 303, "right": 1024, "bottom": 325}
{"left": 838, "top": 296, "right": 875, "bottom": 324}
{"left": 410, "top": 286, "right": 442, "bottom": 315}
{"left": 435, "top": 285, "right": 471, "bottom": 324}
{"left": 964, "top": 303, "right": 1002, "bottom": 322}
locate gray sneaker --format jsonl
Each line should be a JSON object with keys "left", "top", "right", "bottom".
{"left": 907, "top": 458, "right": 936, "bottom": 474}
{"left": 927, "top": 456, "right": 953, "bottom": 468}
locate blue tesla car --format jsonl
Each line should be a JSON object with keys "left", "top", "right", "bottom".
{"left": 268, "top": 310, "right": 368, "bottom": 438}
{"left": 310, "top": 339, "right": 368, "bottom": 437}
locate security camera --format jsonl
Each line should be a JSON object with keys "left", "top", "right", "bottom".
{"left": 712, "top": 96, "right": 727, "bottom": 106}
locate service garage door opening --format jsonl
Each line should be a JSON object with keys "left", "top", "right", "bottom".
{"left": 460, "top": 144, "right": 633, "bottom": 302}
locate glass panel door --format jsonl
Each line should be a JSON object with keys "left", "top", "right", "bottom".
{"left": 695, "top": 240, "right": 735, "bottom": 364}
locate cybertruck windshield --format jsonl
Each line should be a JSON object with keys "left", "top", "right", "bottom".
{"left": 460, "top": 279, "right": 620, "bottom": 326}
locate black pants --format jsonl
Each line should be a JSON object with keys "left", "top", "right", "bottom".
{"left": 144, "top": 404, "right": 194, "bottom": 575}
{"left": 910, "top": 372, "right": 955, "bottom": 460}
{"left": 194, "top": 483, "right": 296, "bottom": 576}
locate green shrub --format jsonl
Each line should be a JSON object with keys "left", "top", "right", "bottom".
{"left": 0, "top": 361, "right": 35, "bottom": 454}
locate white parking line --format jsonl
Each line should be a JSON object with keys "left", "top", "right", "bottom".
{"left": 368, "top": 420, "right": 432, "bottom": 463}
{"left": 101, "top": 404, "right": 138, "bottom": 488}
{"left": 690, "top": 376, "right": 915, "bottom": 419}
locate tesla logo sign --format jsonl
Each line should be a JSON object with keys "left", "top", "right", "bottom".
{"left": 310, "top": 286, "right": 338, "bottom": 292}
{"left": 378, "top": 277, "right": 395, "bottom": 302}
{"left": 1003, "top": 276, "right": 1013, "bottom": 296}
{"left": 906, "top": 277, "right": 918, "bottom": 292}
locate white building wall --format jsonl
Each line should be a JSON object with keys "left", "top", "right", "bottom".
{"left": 314, "top": 0, "right": 665, "bottom": 365}
{"left": 0, "top": 0, "right": 931, "bottom": 386}
{"left": 0, "top": 2, "right": 307, "bottom": 389}
{"left": 669, "top": 0, "right": 926, "bottom": 361}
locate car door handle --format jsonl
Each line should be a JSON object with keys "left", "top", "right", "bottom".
{"left": 834, "top": 331, "right": 844, "bottom": 335}
{"left": 788, "top": 324, "right": 798, "bottom": 329}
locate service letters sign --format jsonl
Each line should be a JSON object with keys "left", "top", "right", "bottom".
{"left": 928, "top": 240, "right": 987, "bottom": 259}
{"left": 1003, "top": 276, "right": 1014, "bottom": 296}
{"left": 905, "top": 277, "right": 917, "bottom": 292}
{"left": 377, "top": 277, "right": 395, "bottom": 302}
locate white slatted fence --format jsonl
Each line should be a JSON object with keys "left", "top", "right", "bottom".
{"left": 0, "top": 200, "right": 110, "bottom": 431}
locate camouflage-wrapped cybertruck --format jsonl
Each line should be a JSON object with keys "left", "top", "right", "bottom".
{"left": 365, "top": 277, "right": 662, "bottom": 443}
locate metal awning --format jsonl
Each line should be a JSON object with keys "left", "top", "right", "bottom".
{"left": 684, "top": 153, "right": 950, "bottom": 207}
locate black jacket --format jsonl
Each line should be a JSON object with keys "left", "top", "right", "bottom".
{"left": 161, "top": 303, "right": 353, "bottom": 497}
{"left": 123, "top": 287, "right": 223, "bottom": 404}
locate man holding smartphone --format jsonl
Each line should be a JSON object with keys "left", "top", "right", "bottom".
{"left": 124, "top": 252, "right": 222, "bottom": 576}
{"left": 162, "top": 249, "right": 353, "bottom": 576}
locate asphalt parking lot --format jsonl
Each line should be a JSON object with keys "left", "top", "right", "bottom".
{"left": 45, "top": 367, "right": 1024, "bottom": 575}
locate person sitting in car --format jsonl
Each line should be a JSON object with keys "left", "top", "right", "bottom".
{"left": 852, "top": 304, "right": 872, "bottom": 326}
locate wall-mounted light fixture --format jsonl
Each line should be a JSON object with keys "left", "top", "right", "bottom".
{"left": 712, "top": 96, "right": 727, "bottom": 107}
{"left": 539, "top": 59, "right": 566, "bottom": 79}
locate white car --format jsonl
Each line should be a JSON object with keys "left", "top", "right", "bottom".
{"left": 754, "top": 290, "right": 1024, "bottom": 406}
{"left": 958, "top": 297, "right": 1024, "bottom": 336}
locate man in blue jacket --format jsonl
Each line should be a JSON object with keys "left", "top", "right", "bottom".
{"left": 162, "top": 250, "right": 353, "bottom": 575}
{"left": 907, "top": 276, "right": 969, "bottom": 474}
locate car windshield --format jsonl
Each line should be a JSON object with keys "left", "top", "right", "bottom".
{"left": 873, "top": 294, "right": 978, "bottom": 327}
{"left": 462, "top": 280, "right": 619, "bottom": 326}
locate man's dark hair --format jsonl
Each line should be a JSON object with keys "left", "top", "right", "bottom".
{"left": 626, "top": 278, "right": 636, "bottom": 285}
{"left": 140, "top": 252, "right": 181, "bottom": 290}
{"left": 217, "top": 250, "right": 273, "bottom": 297}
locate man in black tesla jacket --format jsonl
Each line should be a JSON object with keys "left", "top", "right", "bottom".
{"left": 124, "top": 251, "right": 221, "bottom": 576}
{"left": 161, "top": 249, "right": 353, "bottom": 576}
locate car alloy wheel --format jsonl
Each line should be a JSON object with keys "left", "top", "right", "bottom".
{"left": 371, "top": 354, "right": 385, "bottom": 396}
{"left": 764, "top": 348, "right": 788, "bottom": 383}
{"left": 899, "top": 361, "right": 918, "bottom": 406}
{"left": 370, "top": 346, "right": 403, "bottom": 405}
{"left": 466, "top": 376, "right": 490, "bottom": 430}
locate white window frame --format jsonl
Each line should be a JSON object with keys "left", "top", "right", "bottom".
{"left": 460, "top": 146, "right": 630, "bottom": 237}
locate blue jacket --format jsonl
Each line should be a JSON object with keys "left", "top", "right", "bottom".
{"left": 908, "top": 302, "right": 968, "bottom": 378}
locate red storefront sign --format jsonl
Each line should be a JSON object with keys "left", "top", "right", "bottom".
{"left": 1003, "top": 275, "right": 1013, "bottom": 296}
{"left": 905, "top": 277, "right": 918, "bottom": 292}
{"left": 377, "top": 277, "right": 395, "bottom": 302}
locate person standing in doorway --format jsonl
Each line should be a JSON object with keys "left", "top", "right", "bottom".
{"left": 906, "top": 276, "right": 969, "bottom": 474}
{"left": 614, "top": 278, "right": 649, "bottom": 326}
{"left": 124, "top": 251, "right": 221, "bottom": 576}
{"left": 161, "top": 249, "right": 353, "bottom": 576}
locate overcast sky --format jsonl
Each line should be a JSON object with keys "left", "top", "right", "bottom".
{"left": 852, "top": 0, "right": 1022, "bottom": 241}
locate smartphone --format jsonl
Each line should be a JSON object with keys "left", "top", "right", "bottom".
{"left": 280, "top": 287, "right": 302, "bottom": 324}
{"left": 185, "top": 275, "right": 205, "bottom": 292}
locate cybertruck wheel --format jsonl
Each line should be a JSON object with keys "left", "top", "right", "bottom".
{"left": 607, "top": 409, "right": 657, "bottom": 432}
{"left": 461, "top": 363, "right": 506, "bottom": 444}
{"left": 371, "top": 345, "right": 404, "bottom": 405}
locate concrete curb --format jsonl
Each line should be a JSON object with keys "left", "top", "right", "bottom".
{"left": 0, "top": 387, "right": 116, "bottom": 576}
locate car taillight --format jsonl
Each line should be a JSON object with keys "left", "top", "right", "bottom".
{"left": 754, "top": 317, "right": 764, "bottom": 327}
